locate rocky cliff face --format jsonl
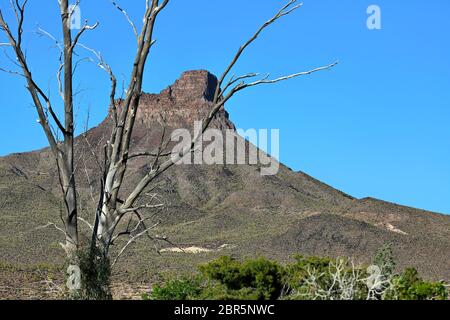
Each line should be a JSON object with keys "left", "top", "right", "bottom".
{"left": 114, "top": 70, "right": 235, "bottom": 130}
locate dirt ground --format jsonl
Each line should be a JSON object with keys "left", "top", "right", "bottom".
{"left": 0, "top": 267, "right": 149, "bottom": 300}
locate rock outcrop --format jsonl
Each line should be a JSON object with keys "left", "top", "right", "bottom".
{"left": 113, "top": 70, "right": 235, "bottom": 130}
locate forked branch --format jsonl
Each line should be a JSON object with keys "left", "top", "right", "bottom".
{"left": 120, "top": 0, "right": 337, "bottom": 211}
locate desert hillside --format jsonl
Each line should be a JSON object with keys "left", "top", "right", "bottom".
{"left": 1, "top": 71, "right": 449, "bottom": 297}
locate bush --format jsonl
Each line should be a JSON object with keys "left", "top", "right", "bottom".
{"left": 199, "top": 256, "right": 285, "bottom": 300}
{"left": 387, "top": 268, "right": 448, "bottom": 300}
{"left": 69, "top": 245, "right": 112, "bottom": 300}
{"left": 199, "top": 256, "right": 243, "bottom": 291}
{"left": 147, "top": 255, "right": 448, "bottom": 301}
{"left": 285, "top": 255, "right": 335, "bottom": 285}
{"left": 147, "top": 256, "right": 285, "bottom": 300}
{"left": 148, "top": 277, "right": 203, "bottom": 300}
{"left": 284, "top": 255, "right": 369, "bottom": 300}
{"left": 372, "top": 243, "right": 396, "bottom": 277}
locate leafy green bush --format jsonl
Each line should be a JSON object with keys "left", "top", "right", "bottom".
{"left": 147, "top": 277, "right": 203, "bottom": 300}
{"left": 146, "top": 254, "right": 448, "bottom": 301}
{"left": 147, "top": 256, "right": 285, "bottom": 300}
{"left": 198, "top": 256, "right": 243, "bottom": 291}
{"left": 69, "top": 245, "right": 112, "bottom": 300}
{"left": 387, "top": 268, "right": 448, "bottom": 300}
{"left": 199, "top": 256, "right": 284, "bottom": 300}
{"left": 372, "top": 242, "right": 396, "bottom": 277}
{"left": 285, "top": 255, "right": 334, "bottom": 285}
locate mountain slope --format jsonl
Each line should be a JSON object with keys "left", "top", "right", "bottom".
{"left": 0, "top": 70, "right": 449, "bottom": 284}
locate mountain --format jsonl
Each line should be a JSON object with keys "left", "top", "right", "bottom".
{"left": 1, "top": 70, "right": 449, "bottom": 296}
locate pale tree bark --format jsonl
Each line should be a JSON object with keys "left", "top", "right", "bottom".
{"left": 285, "top": 258, "right": 394, "bottom": 300}
{"left": 0, "top": 0, "right": 95, "bottom": 257}
{"left": 95, "top": 0, "right": 171, "bottom": 254}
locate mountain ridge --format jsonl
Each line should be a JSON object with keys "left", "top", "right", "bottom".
{"left": 0, "top": 70, "right": 449, "bottom": 285}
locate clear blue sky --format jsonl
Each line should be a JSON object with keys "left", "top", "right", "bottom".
{"left": 0, "top": 0, "right": 449, "bottom": 214}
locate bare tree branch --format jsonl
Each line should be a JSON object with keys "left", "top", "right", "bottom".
{"left": 0, "top": 66, "right": 24, "bottom": 76}
{"left": 36, "top": 27, "right": 63, "bottom": 52}
{"left": 111, "top": 222, "right": 158, "bottom": 267}
{"left": 230, "top": 61, "right": 338, "bottom": 94}
{"left": 71, "top": 20, "right": 99, "bottom": 52}
{"left": 120, "top": 0, "right": 337, "bottom": 211}
{"left": 76, "top": 43, "right": 118, "bottom": 126}
{"left": 127, "top": 151, "right": 171, "bottom": 160}
{"left": 110, "top": 1, "right": 138, "bottom": 40}
{"left": 214, "top": 0, "right": 303, "bottom": 100}
{"left": 96, "top": 0, "right": 172, "bottom": 251}
{"left": 221, "top": 73, "right": 260, "bottom": 95}
{"left": 78, "top": 217, "right": 93, "bottom": 231}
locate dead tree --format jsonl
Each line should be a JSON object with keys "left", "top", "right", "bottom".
{"left": 0, "top": 0, "right": 98, "bottom": 258}
{"left": 0, "top": 0, "right": 337, "bottom": 294}
{"left": 288, "top": 258, "right": 394, "bottom": 300}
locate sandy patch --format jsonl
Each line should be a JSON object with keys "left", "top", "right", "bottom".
{"left": 160, "top": 244, "right": 236, "bottom": 254}
{"left": 385, "top": 223, "right": 408, "bottom": 235}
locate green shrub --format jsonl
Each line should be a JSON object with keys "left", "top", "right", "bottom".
{"left": 240, "top": 257, "right": 285, "bottom": 299}
{"left": 149, "top": 277, "right": 203, "bottom": 300}
{"left": 372, "top": 243, "right": 396, "bottom": 277}
{"left": 147, "top": 255, "right": 448, "bottom": 301}
{"left": 199, "top": 256, "right": 243, "bottom": 290}
{"left": 69, "top": 245, "right": 112, "bottom": 300}
{"left": 387, "top": 268, "right": 448, "bottom": 300}
{"left": 285, "top": 255, "right": 335, "bottom": 286}
{"left": 199, "top": 256, "right": 285, "bottom": 300}
{"left": 200, "top": 256, "right": 284, "bottom": 299}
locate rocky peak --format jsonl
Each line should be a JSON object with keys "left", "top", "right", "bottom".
{"left": 163, "top": 70, "right": 218, "bottom": 102}
{"left": 130, "top": 70, "right": 234, "bottom": 130}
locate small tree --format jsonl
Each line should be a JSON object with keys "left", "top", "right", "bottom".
{"left": 373, "top": 242, "right": 396, "bottom": 277}
{"left": 386, "top": 268, "right": 448, "bottom": 300}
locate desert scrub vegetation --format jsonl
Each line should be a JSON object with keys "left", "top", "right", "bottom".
{"left": 68, "top": 246, "right": 112, "bottom": 300}
{"left": 0, "top": 261, "right": 66, "bottom": 299}
{"left": 144, "top": 250, "right": 448, "bottom": 300}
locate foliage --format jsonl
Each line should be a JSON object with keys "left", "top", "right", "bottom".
{"left": 149, "top": 256, "right": 284, "bottom": 300}
{"left": 147, "top": 252, "right": 449, "bottom": 301}
{"left": 199, "top": 256, "right": 285, "bottom": 300}
{"left": 145, "top": 277, "right": 203, "bottom": 300}
{"left": 285, "top": 255, "right": 335, "bottom": 287}
{"left": 70, "top": 245, "right": 112, "bottom": 300}
{"left": 284, "top": 255, "right": 369, "bottom": 300}
{"left": 372, "top": 242, "right": 396, "bottom": 277}
{"left": 386, "top": 268, "right": 448, "bottom": 300}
